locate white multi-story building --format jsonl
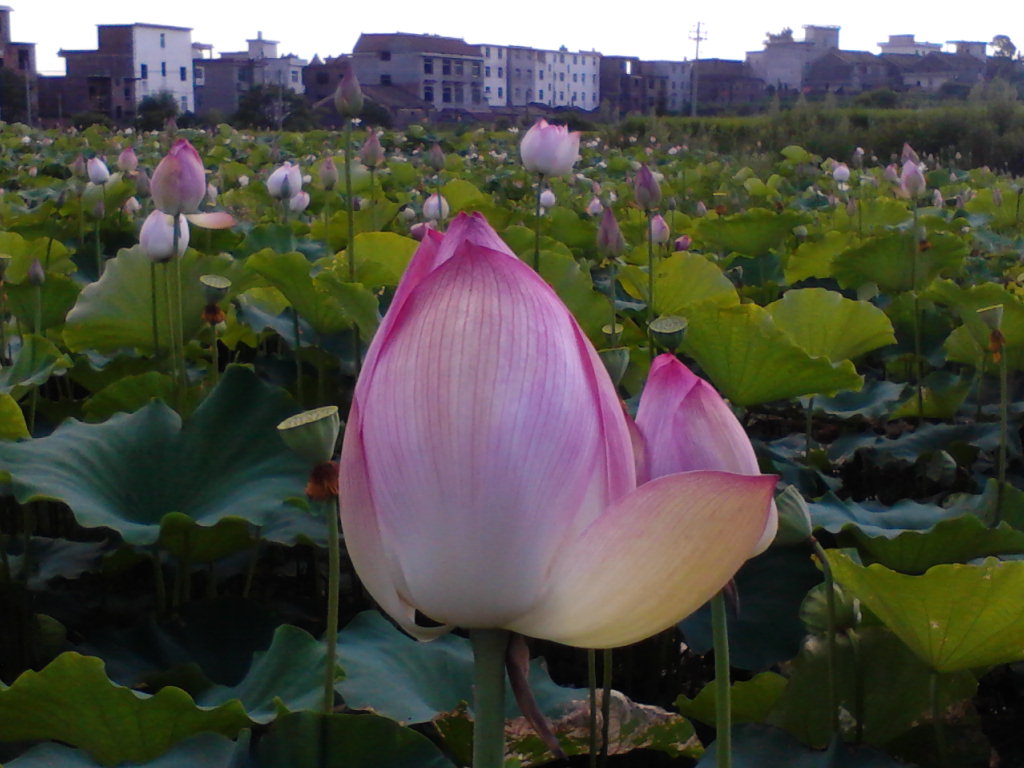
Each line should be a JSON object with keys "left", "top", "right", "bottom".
{"left": 217, "top": 32, "right": 307, "bottom": 93}
{"left": 480, "top": 44, "right": 507, "bottom": 106}
{"left": 477, "top": 43, "right": 601, "bottom": 110}
{"left": 131, "top": 24, "right": 194, "bottom": 113}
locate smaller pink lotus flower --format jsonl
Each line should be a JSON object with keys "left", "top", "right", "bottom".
{"left": 335, "top": 66, "right": 363, "bottom": 117}
{"left": 634, "top": 165, "right": 661, "bottom": 210}
{"left": 360, "top": 132, "right": 386, "bottom": 169}
{"left": 899, "top": 160, "right": 926, "bottom": 199}
{"left": 596, "top": 206, "right": 625, "bottom": 257}
{"left": 320, "top": 157, "right": 339, "bottom": 190}
{"left": 650, "top": 214, "right": 670, "bottom": 244}
{"left": 832, "top": 163, "right": 850, "bottom": 183}
{"left": 151, "top": 139, "right": 206, "bottom": 215}
{"left": 519, "top": 119, "right": 580, "bottom": 177}
{"left": 267, "top": 162, "right": 303, "bottom": 200}
{"left": 674, "top": 234, "right": 692, "bottom": 252}
{"left": 87, "top": 157, "right": 110, "bottom": 185}
{"left": 117, "top": 147, "right": 139, "bottom": 173}
{"left": 139, "top": 210, "right": 189, "bottom": 263}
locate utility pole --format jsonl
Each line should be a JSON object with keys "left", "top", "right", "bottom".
{"left": 689, "top": 22, "right": 706, "bottom": 117}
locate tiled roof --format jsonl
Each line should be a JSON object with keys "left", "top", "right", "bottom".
{"left": 354, "top": 33, "right": 479, "bottom": 57}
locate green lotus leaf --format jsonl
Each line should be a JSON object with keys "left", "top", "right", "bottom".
{"left": 681, "top": 303, "right": 863, "bottom": 405}
{"left": 255, "top": 712, "right": 455, "bottom": 768}
{"left": 62, "top": 245, "right": 238, "bottom": 354}
{"left": 832, "top": 232, "right": 966, "bottom": 293}
{"left": 828, "top": 551, "right": 1024, "bottom": 671}
{"left": 676, "top": 672, "right": 787, "bottom": 727}
{"left": 5, "top": 274, "right": 81, "bottom": 331}
{"left": 698, "top": 723, "right": 912, "bottom": 767}
{"left": 650, "top": 252, "right": 738, "bottom": 316}
{"left": 767, "top": 627, "right": 976, "bottom": 748}
{"left": 0, "top": 653, "right": 250, "bottom": 765}
{"left": 547, "top": 206, "right": 594, "bottom": 251}
{"left": 330, "top": 231, "right": 418, "bottom": 288}
{"left": 0, "top": 334, "right": 68, "bottom": 398}
{"left": 0, "top": 392, "right": 29, "bottom": 440}
{"left": 930, "top": 280, "right": 1024, "bottom": 371}
{"left": 440, "top": 178, "right": 490, "bottom": 211}
{"left": 0, "top": 231, "right": 76, "bottom": 282}
{"left": 309, "top": 204, "right": 401, "bottom": 252}
{"left": 768, "top": 288, "right": 895, "bottom": 362}
{"left": 784, "top": 230, "right": 859, "bottom": 283}
{"left": 82, "top": 371, "right": 176, "bottom": 422}
{"left": 158, "top": 512, "right": 256, "bottom": 564}
{"left": 812, "top": 379, "right": 906, "bottom": 419}
{"left": 695, "top": 208, "right": 809, "bottom": 257}
{"left": 6, "top": 731, "right": 250, "bottom": 768}
{"left": 833, "top": 197, "right": 913, "bottom": 232}
{"left": 0, "top": 366, "right": 307, "bottom": 545}
{"left": 537, "top": 248, "right": 609, "bottom": 342}
{"left": 887, "top": 371, "right": 970, "bottom": 419}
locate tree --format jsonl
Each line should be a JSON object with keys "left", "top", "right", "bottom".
{"left": 991, "top": 35, "right": 1017, "bottom": 59}
{"left": 232, "top": 85, "right": 317, "bottom": 131}
{"left": 0, "top": 69, "right": 28, "bottom": 123}
{"left": 765, "top": 28, "right": 794, "bottom": 45}
{"left": 136, "top": 92, "right": 179, "bottom": 131}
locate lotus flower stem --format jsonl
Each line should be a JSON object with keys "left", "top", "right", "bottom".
{"left": 930, "top": 671, "right": 949, "bottom": 768}
{"left": 323, "top": 498, "right": 340, "bottom": 712}
{"left": 911, "top": 205, "right": 924, "bottom": 422}
{"left": 292, "top": 309, "right": 304, "bottom": 407}
{"left": 805, "top": 397, "right": 814, "bottom": 456}
{"left": 162, "top": 264, "right": 179, "bottom": 391}
{"left": 342, "top": 120, "right": 361, "bottom": 375}
{"left": 94, "top": 223, "right": 103, "bottom": 278}
{"left": 533, "top": 172, "right": 544, "bottom": 271}
{"left": 647, "top": 212, "right": 656, "bottom": 362}
{"left": 600, "top": 649, "right": 612, "bottom": 766}
{"left": 150, "top": 263, "right": 161, "bottom": 359}
{"left": 470, "top": 629, "right": 510, "bottom": 768}
{"left": 711, "top": 591, "right": 732, "bottom": 768}
{"left": 996, "top": 349, "right": 1009, "bottom": 525}
{"left": 811, "top": 538, "right": 839, "bottom": 735}
{"left": 587, "top": 649, "right": 598, "bottom": 768}
{"left": 172, "top": 219, "right": 186, "bottom": 393}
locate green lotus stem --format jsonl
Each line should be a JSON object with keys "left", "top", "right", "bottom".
{"left": 343, "top": 119, "right": 361, "bottom": 375}
{"left": 647, "top": 212, "right": 656, "bottom": 362}
{"left": 805, "top": 396, "right": 815, "bottom": 456}
{"left": 243, "top": 544, "right": 260, "bottom": 599}
{"left": 323, "top": 498, "right": 341, "bottom": 713}
{"left": 811, "top": 539, "right": 839, "bottom": 736}
{"left": 95, "top": 224, "right": 103, "bottom": 278}
{"left": 292, "top": 309, "right": 304, "bottom": 407}
{"left": 470, "top": 629, "right": 510, "bottom": 768}
{"left": 600, "top": 649, "right": 612, "bottom": 766}
{"left": 995, "top": 349, "right": 1009, "bottom": 526}
{"left": 849, "top": 629, "right": 865, "bottom": 743}
{"left": 150, "top": 262, "right": 161, "bottom": 359}
{"left": 19, "top": 505, "right": 34, "bottom": 582}
{"left": 587, "top": 649, "right": 598, "bottom": 768}
{"left": 150, "top": 551, "right": 166, "bottom": 613}
{"left": 172, "top": 218, "right": 187, "bottom": 395}
{"left": 711, "top": 591, "right": 732, "bottom": 768}
{"left": 209, "top": 321, "right": 220, "bottom": 391}
{"left": 163, "top": 264, "right": 179, "bottom": 389}
{"left": 533, "top": 172, "right": 544, "bottom": 272}
{"left": 911, "top": 205, "right": 924, "bottom": 422}
{"left": 930, "top": 671, "right": 949, "bottom": 768}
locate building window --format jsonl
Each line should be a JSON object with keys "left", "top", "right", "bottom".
{"left": 472, "top": 86, "right": 481, "bottom": 103}
{"left": 485, "top": 85, "right": 491, "bottom": 94}
{"left": 472, "top": 62, "right": 481, "bottom": 77}
{"left": 485, "top": 46, "right": 490, "bottom": 56}
{"left": 515, "top": 68, "right": 521, "bottom": 77}
{"left": 381, "top": 74, "right": 392, "bottom": 85}
{"left": 514, "top": 87, "right": 520, "bottom": 98}
{"left": 452, "top": 60, "right": 461, "bottom": 75}
{"left": 291, "top": 70, "right": 299, "bottom": 83}
{"left": 180, "top": 66, "right": 187, "bottom": 81}
{"left": 573, "top": 73, "right": 577, "bottom": 82}
{"left": 424, "top": 57, "right": 433, "bottom": 74}
{"left": 497, "top": 66, "right": 503, "bottom": 77}
{"left": 181, "top": 96, "right": 188, "bottom": 111}
{"left": 573, "top": 55, "right": 578, "bottom": 64}
{"left": 161, "top": 61, "right": 167, "bottom": 76}
{"left": 539, "top": 89, "right": 544, "bottom": 99}
{"left": 485, "top": 65, "right": 491, "bottom": 77}
{"left": 498, "top": 49, "right": 503, "bottom": 59}
{"left": 379, "top": 50, "right": 391, "bottom": 61}
{"left": 442, "top": 59, "right": 452, "bottom": 75}
{"left": 497, "top": 86, "right": 503, "bottom": 97}
{"left": 455, "top": 84, "right": 464, "bottom": 103}
{"left": 442, "top": 86, "right": 452, "bottom": 102}
{"left": 424, "top": 85, "right": 434, "bottom": 101}
{"left": 124, "top": 87, "right": 130, "bottom": 99}
{"left": 559, "top": 72, "right": 564, "bottom": 81}
{"left": 539, "top": 70, "right": 544, "bottom": 80}
{"left": 559, "top": 91, "right": 564, "bottom": 100}
{"left": 140, "top": 63, "right": 148, "bottom": 79}
{"left": 160, "top": 32, "right": 166, "bottom": 48}
{"left": 559, "top": 53, "right": 565, "bottom": 63}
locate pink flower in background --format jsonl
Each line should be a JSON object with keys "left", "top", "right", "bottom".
{"left": 519, "top": 119, "right": 580, "bottom": 177}
{"left": 339, "top": 212, "right": 776, "bottom": 649}
{"left": 150, "top": 139, "right": 206, "bottom": 215}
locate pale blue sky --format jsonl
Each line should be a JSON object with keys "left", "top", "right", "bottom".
{"left": 22, "top": 0, "right": 1019, "bottom": 75}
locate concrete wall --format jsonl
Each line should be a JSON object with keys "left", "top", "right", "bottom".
{"left": 133, "top": 26, "right": 193, "bottom": 112}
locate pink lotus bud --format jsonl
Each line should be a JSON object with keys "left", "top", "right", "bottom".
{"left": 650, "top": 214, "right": 670, "bottom": 244}
{"left": 135, "top": 169, "right": 150, "bottom": 197}
{"left": 409, "top": 221, "right": 429, "bottom": 241}
{"left": 206, "top": 183, "right": 218, "bottom": 205}
{"left": 117, "top": 147, "right": 138, "bottom": 173}
{"left": 150, "top": 139, "right": 207, "bottom": 215}
{"left": 901, "top": 142, "right": 919, "bottom": 164}
{"left": 695, "top": 201, "right": 708, "bottom": 217}
{"left": 27, "top": 258, "right": 45, "bottom": 287}
{"left": 338, "top": 212, "right": 777, "bottom": 647}
{"left": 426, "top": 143, "right": 446, "bottom": 172}
{"left": 289, "top": 190, "right": 311, "bottom": 213}
{"left": 267, "top": 162, "right": 303, "bottom": 200}
{"left": 423, "top": 193, "right": 450, "bottom": 221}
{"left": 673, "top": 234, "right": 691, "bottom": 251}
{"left": 140, "top": 210, "right": 189, "bottom": 263}
{"left": 335, "top": 66, "right": 364, "bottom": 117}
{"left": 400, "top": 205, "right": 417, "bottom": 221}
{"left": 122, "top": 196, "right": 142, "bottom": 216}
{"left": 899, "top": 161, "right": 926, "bottom": 199}
{"left": 360, "top": 132, "right": 386, "bottom": 169}
{"left": 586, "top": 197, "right": 603, "bottom": 216}
{"left": 320, "top": 157, "right": 339, "bottom": 190}
{"left": 597, "top": 206, "right": 625, "bottom": 257}
{"left": 519, "top": 119, "right": 580, "bottom": 177}
{"left": 87, "top": 157, "right": 110, "bottom": 185}
{"left": 70, "top": 155, "right": 87, "bottom": 179}
{"left": 883, "top": 164, "right": 900, "bottom": 184}
{"left": 832, "top": 163, "right": 850, "bottom": 183}
{"left": 539, "top": 189, "right": 557, "bottom": 208}
{"left": 932, "top": 189, "right": 944, "bottom": 208}
{"left": 634, "top": 165, "right": 662, "bottom": 210}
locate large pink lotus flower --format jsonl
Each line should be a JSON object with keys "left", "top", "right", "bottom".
{"left": 519, "top": 119, "right": 580, "bottom": 177}
{"left": 338, "top": 212, "right": 776, "bottom": 649}
{"left": 636, "top": 354, "right": 778, "bottom": 553}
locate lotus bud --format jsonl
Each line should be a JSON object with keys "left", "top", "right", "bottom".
{"left": 335, "top": 67, "right": 364, "bottom": 118}
{"left": 899, "top": 161, "right": 926, "bottom": 199}
{"left": 650, "top": 214, "right": 670, "bottom": 244}
{"left": 901, "top": 142, "right": 919, "bottom": 164}
{"left": 426, "top": 143, "right": 446, "bottom": 172}
{"left": 852, "top": 147, "right": 865, "bottom": 168}
{"left": 586, "top": 196, "right": 603, "bottom": 216}
{"left": 519, "top": 119, "right": 581, "bottom": 177}
{"left": 140, "top": 210, "right": 190, "bottom": 263}
{"left": 289, "top": 190, "right": 311, "bottom": 213}
{"left": 597, "top": 206, "right": 625, "bottom": 257}
{"left": 83, "top": 183, "right": 106, "bottom": 219}
{"left": 649, "top": 315, "right": 687, "bottom": 352}
{"left": 26, "top": 258, "right": 45, "bottom": 287}
{"left": 267, "top": 162, "right": 302, "bottom": 200}
{"left": 409, "top": 221, "right": 429, "bottom": 241}
{"left": 200, "top": 274, "right": 232, "bottom": 305}
{"left": 277, "top": 405, "right": 342, "bottom": 466}
{"left": 773, "top": 485, "right": 813, "bottom": 545}
{"left": 633, "top": 164, "right": 662, "bottom": 210}
{"left": 423, "top": 193, "right": 450, "bottom": 221}
{"left": 206, "top": 183, "right": 218, "bottom": 206}
{"left": 539, "top": 189, "right": 556, "bottom": 208}
{"left": 993, "top": 187, "right": 1004, "bottom": 207}
{"left": 673, "top": 234, "right": 692, "bottom": 252}
{"left": 793, "top": 225, "right": 808, "bottom": 240}
{"left": 122, "top": 196, "right": 142, "bottom": 216}
{"left": 695, "top": 201, "right": 708, "bottom": 217}
{"left": 134, "top": 169, "right": 150, "bottom": 197}
{"left": 360, "top": 131, "right": 386, "bottom": 169}
{"left": 399, "top": 205, "right": 416, "bottom": 221}
{"left": 832, "top": 163, "right": 850, "bottom": 183}
{"left": 70, "top": 154, "right": 87, "bottom": 179}
{"left": 320, "top": 157, "right": 339, "bottom": 190}
{"left": 932, "top": 189, "right": 944, "bottom": 208}
{"left": 883, "top": 164, "right": 900, "bottom": 184}
{"left": 87, "top": 157, "right": 110, "bottom": 185}
{"left": 598, "top": 347, "right": 630, "bottom": 387}
{"left": 117, "top": 147, "right": 138, "bottom": 173}
{"left": 238, "top": 175, "right": 250, "bottom": 188}
{"left": 151, "top": 139, "right": 207, "bottom": 215}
